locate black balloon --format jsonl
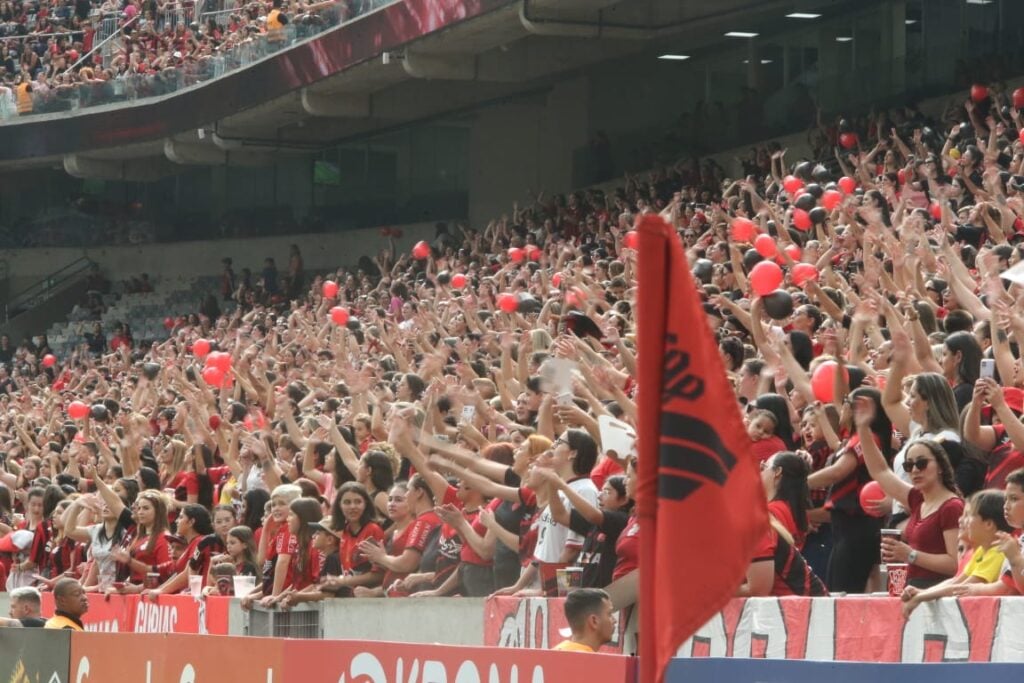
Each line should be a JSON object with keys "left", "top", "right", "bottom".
{"left": 742, "top": 249, "right": 763, "bottom": 272}
{"left": 838, "top": 118, "right": 852, "bottom": 133}
{"left": 809, "top": 207, "right": 828, "bottom": 224}
{"left": 346, "top": 318, "right": 362, "bottom": 332}
{"left": 795, "top": 193, "right": 816, "bottom": 212}
{"left": 794, "top": 161, "right": 814, "bottom": 181}
{"left": 436, "top": 270, "right": 451, "bottom": 286}
{"left": 142, "top": 362, "right": 161, "bottom": 381}
{"left": 517, "top": 293, "right": 542, "bottom": 314}
{"left": 812, "top": 164, "right": 831, "bottom": 183}
{"left": 765, "top": 220, "right": 777, "bottom": 236}
{"left": 693, "top": 258, "right": 714, "bottom": 283}
{"left": 90, "top": 404, "right": 109, "bottom": 421}
{"left": 804, "top": 183, "right": 823, "bottom": 199}
{"left": 763, "top": 289, "right": 794, "bottom": 320}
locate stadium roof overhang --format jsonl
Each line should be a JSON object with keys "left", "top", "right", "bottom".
{"left": 0, "top": 0, "right": 866, "bottom": 178}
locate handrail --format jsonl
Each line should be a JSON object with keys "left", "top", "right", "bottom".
{"left": 63, "top": 14, "right": 139, "bottom": 76}
{"left": 4, "top": 257, "right": 94, "bottom": 322}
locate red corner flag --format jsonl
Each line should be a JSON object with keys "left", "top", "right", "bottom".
{"left": 636, "top": 214, "right": 768, "bottom": 683}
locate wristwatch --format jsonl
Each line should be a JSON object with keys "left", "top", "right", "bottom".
{"left": 908, "top": 550, "right": 918, "bottom": 565}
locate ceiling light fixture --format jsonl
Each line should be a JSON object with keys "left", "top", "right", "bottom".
{"left": 786, "top": 12, "right": 821, "bottom": 19}
{"left": 725, "top": 31, "right": 759, "bottom": 38}
{"left": 658, "top": 54, "right": 690, "bottom": 61}
{"left": 835, "top": 36, "right": 853, "bottom": 42}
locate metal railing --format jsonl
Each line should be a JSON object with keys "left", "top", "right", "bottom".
{"left": 2, "top": 0, "right": 401, "bottom": 122}
{"left": 4, "top": 257, "right": 95, "bottom": 322}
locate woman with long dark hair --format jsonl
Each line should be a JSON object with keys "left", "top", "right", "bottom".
{"left": 807, "top": 387, "right": 892, "bottom": 593}
{"left": 762, "top": 451, "right": 811, "bottom": 550}
{"left": 325, "top": 482, "right": 384, "bottom": 596}
{"left": 942, "top": 331, "right": 982, "bottom": 412}
{"left": 854, "top": 397, "right": 963, "bottom": 589}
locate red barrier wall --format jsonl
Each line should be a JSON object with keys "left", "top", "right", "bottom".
{"left": 41, "top": 593, "right": 229, "bottom": 634}
{"left": 485, "top": 596, "right": 626, "bottom": 653}
{"left": 68, "top": 633, "right": 637, "bottom": 683}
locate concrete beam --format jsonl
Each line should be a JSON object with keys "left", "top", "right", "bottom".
{"left": 300, "top": 89, "right": 371, "bottom": 118}
{"left": 402, "top": 52, "right": 476, "bottom": 80}
{"left": 64, "top": 154, "right": 178, "bottom": 181}
{"left": 164, "top": 139, "right": 226, "bottom": 165}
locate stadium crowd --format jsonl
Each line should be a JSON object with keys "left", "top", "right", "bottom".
{"left": 8, "top": 83, "right": 1024, "bottom": 624}
{"left": 0, "top": 0, "right": 382, "bottom": 118}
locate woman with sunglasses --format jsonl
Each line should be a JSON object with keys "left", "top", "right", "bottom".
{"left": 854, "top": 396, "right": 962, "bottom": 589}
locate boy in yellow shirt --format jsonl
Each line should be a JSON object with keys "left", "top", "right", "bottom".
{"left": 901, "top": 490, "right": 1010, "bottom": 618}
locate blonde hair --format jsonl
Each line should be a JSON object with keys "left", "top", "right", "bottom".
{"left": 270, "top": 484, "right": 302, "bottom": 503}
{"left": 525, "top": 435, "right": 553, "bottom": 457}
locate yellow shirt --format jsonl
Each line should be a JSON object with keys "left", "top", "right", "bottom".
{"left": 963, "top": 545, "right": 1006, "bottom": 584}
{"left": 552, "top": 640, "right": 595, "bottom": 653}
{"left": 44, "top": 614, "right": 83, "bottom": 631}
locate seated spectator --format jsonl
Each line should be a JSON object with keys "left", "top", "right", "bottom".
{"left": 901, "top": 490, "right": 1011, "bottom": 617}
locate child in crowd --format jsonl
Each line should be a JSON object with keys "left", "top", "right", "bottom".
{"left": 900, "top": 490, "right": 1011, "bottom": 616}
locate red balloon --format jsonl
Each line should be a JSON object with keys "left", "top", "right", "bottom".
{"left": 163, "top": 317, "right": 174, "bottom": 330}
{"left": 730, "top": 217, "right": 757, "bottom": 243}
{"left": 451, "top": 273, "right": 467, "bottom": 289}
{"left": 1014, "top": 87, "right": 1024, "bottom": 110}
{"left": 42, "top": 354, "right": 56, "bottom": 368}
{"left": 754, "top": 234, "right": 777, "bottom": 259}
{"left": 859, "top": 481, "right": 887, "bottom": 518}
{"left": 791, "top": 263, "right": 819, "bottom": 287}
{"left": 792, "top": 209, "right": 812, "bottom": 231}
{"left": 811, "top": 361, "right": 849, "bottom": 403}
{"left": 749, "top": 261, "right": 783, "bottom": 296}
{"left": 412, "top": 241, "right": 431, "bottom": 260}
{"left": 930, "top": 202, "right": 943, "bottom": 221}
{"left": 497, "top": 293, "right": 518, "bottom": 313}
{"left": 322, "top": 280, "right": 339, "bottom": 299}
{"left": 209, "top": 414, "right": 222, "bottom": 430}
{"left": 784, "top": 244, "right": 802, "bottom": 261}
{"left": 970, "top": 83, "right": 989, "bottom": 103}
{"left": 202, "top": 365, "right": 225, "bottom": 388}
{"left": 68, "top": 401, "right": 89, "bottom": 419}
{"left": 193, "top": 339, "right": 211, "bottom": 358}
{"left": 839, "top": 132, "right": 858, "bottom": 150}
{"left": 551, "top": 272, "right": 562, "bottom": 288}
{"left": 207, "top": 351, "right": 232, "bottom": 373}
{"left": 783, "top": 175, "right": 804, "bottom": 195}
{"left": 822, "top": 189, "right": 842, "bottom": 212}
{"left": 896, "top": 169, "right": 907, "bottom": 185}
{"left": 1019, "top": 129, "right": 1024, "bottom": 145}
{"left": 508, "top": 247, "right": 525, "bottom": 263}
{"left": 330, "top": 307, "right": 350, "bottom": 326}
{"left": 525, "top": 245, "right": 542, "bottom": 261}
{"left": 838, "top": 176, "right": 857, "bottom": 195}
{"left": 622, "top": 231, "right": 639, "bottom": 250}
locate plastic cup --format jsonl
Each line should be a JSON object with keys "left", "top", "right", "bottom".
{"left": 232, "top": 575, "right": 256, "bottom": 597}
{"left": 887, "top": 563, "right": 909, "bottom": 597}
{"left": 189, "top": 574, "right": 204, "bottom": 599}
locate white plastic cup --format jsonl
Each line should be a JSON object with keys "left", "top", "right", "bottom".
{"left": 189, "top": 574, "right": 204, "bottom": 599}
{"left": 232, "top": 575, "right": 256, "bottom": 596}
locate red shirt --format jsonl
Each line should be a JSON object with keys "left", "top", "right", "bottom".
{"left": 590, "top": 457, "right": 624, "bottom": 490}
{"left": 340, "top": 523, "right": 384, "bottom": 575}
{"left": 768, "top": 499, "right": 805, "bottom": 551}
{"left": 903, "top": 488, "right": 963, "bottom": 584}
{"left": 751, "top": 527, "right": 827, "bottom": 596}
{"left": 381, "top": 523, "right": 414, "bottom": 588}
{"left": 751, "top": 436, "right": 787, "bottom": 464}
{"left": 458, "top": 508, "right": 491, "bottom": 567}
{"left": 288, "top": 540, "right": 322, "bottom": 591}
{"left": 262, "top": 527, "right": 293, "bottom": 593}
{"left": 612, "top": 515, "right": 638, "bottom": 581}
{"left": 985, "top": 425, "right": 1024, "bottom": 492}
{"left": 129, "top": 532, "right": 170, "bottom": 582}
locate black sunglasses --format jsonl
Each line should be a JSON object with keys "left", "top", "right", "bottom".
{"left": 902, "top": 458, "right": 932, "bottom": 473}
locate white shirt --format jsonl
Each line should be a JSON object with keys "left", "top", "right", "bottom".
{"left": 532, "top": 477, "right": 599, "bottom": 563}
